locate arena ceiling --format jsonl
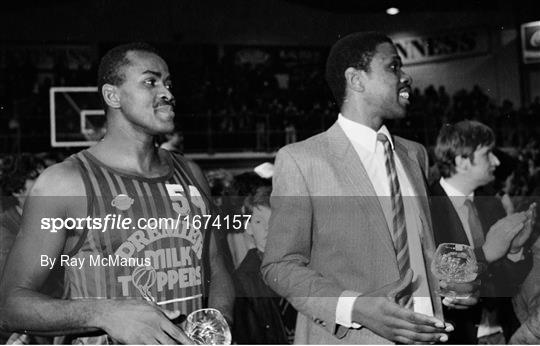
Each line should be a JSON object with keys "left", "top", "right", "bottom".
{"left": 285, "top": 0, "right": 522, "bottom": 13}
{"left": 1, "top": 0, "right": 534, "bottom": 14}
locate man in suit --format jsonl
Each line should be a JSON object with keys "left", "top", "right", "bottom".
{"left": 511, "top": 233, "right": 540, "bottom": 344}
{"left": 262, "top": 31, "right": 473, "bottom": 344}
{"left": 430, "top": 120, "right": 533, "bottom": 343}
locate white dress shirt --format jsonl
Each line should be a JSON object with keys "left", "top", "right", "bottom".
{"left": 335, "top": 114, "right": 434, "bottom": 328}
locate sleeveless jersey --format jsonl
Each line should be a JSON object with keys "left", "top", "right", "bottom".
{"left": 64, "top": 150, "right": 210, "bottom": 343}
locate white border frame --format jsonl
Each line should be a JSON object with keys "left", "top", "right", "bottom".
{"left": 49, "top": 86, "right": 100, "bottom": 147}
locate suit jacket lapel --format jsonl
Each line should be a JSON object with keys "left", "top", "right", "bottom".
{"left": 325, "top": 123, "right": 396, "bottom": 259}
{"left": 395, "top": 140, "right": 445, "bottom": 319}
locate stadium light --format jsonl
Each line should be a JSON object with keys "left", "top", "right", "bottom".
{"left": 386, "top": 7, "right": 399, "bottom": 15}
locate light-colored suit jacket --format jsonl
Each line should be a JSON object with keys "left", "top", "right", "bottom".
{"left": 261, "top": 122, "right": 443, "bottom": 344}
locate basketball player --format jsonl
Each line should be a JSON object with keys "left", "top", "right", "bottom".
{"left": 0, "top": 43, "right": 234, "bottom": 344}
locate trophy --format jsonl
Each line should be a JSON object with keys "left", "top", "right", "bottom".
{"left": 431, "top": 243, "right": 478, "bottom": 298}
{"left": 185, "top": 308, "right": 232, "bottom": 345}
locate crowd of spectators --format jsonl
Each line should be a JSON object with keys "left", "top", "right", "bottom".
{"left": 405, "top": 84, "right": 540, "bottom": 148}
{"left": 500, "top": 140, "right": 540, "bottom": 213}
{"left": 0, "top": 53, "right": 97, "bottom": 153}
{"left": 2, "top": 81, "right": 540, "bottom": 155}
{"left": 2, "top": 47, "right": 540, "bottom": 153}
{"left": 192, "top": 82, "right": 540, "bottom": 152}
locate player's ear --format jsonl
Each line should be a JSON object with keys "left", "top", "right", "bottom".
{"left": 102, "top": 84, "right": 120, "bottom": 109}
{"left": 345, "top": 67, "right": 365, "bottom": 93}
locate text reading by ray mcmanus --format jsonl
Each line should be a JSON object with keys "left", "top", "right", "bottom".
{"left": 40, "top": 214, "right": 252, "bottom": 233}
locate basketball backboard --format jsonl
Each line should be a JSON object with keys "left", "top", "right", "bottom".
{"left": 49, "top": 86, "right": 105, "bottom": 147}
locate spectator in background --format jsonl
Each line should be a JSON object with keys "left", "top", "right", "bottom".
{"left": 0, "top": 156, "right": 5, "bottom": 212}
{"left": 0, "top": 154, "right": 47, "bottom": 344}
{"left": 490, "top": 148, "right": 519, "bottom": 215}
{"left": 233, "top": 180, "right": 294, "bottom": 344}
{"left": 510, "top": 151, "right": 540, "bottom": 345}
{"left": 228, "top": 164, "right": 296, "bottom": 344}
{"left": 430, "top": 120, "right": 534, "bottom": 343}
{"left": 437, "top": 86, "right": 450, "bottom": 115}
{"left": 284, "top": 120, "right": 297, "bottom": 144}
{"left": 510, "top": 231, "right": 540, "bottom": 344}
{"left": 160, "top": 129, "right": 184, "bottom": 153}
{"left": 36, "top": 151, "right": 67, "bottom": 168}
{"left": 226, "top": 171, "right": 271, "bottom": 270}
{"left": 0, "top": 154, "right": 45, "bottom": 276}
{"left": 205, "top": 168, "right": 237, "bottom": 275}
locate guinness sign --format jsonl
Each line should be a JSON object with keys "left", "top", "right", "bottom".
{"left": 392, "top": 29, "right": 489, "bottom": 65}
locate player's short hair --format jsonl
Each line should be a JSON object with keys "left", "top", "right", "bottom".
{"left": 97, "top": 42, "right": 160, "bottom": 110}
{"left": 326, "top": 31, "right": 393, "bottom": 109}
{"left": 435, "top": 120, "right": 495, "bottom": 178}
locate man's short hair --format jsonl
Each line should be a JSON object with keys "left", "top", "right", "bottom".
{"left": 325, "top": 31, "right": 393, "bottom": 109}
{"left": 97, "top": 42, "right": 160, "bottom": 110}
{"left": 434, "top": 120, "right": 495, "bottom": 178}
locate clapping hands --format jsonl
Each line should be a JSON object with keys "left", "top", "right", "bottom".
{"left": 482, "top": 203, "right": 536, "bottom": 263}
{"left": 510, "top": 202, "right": 537, "bottom": 254}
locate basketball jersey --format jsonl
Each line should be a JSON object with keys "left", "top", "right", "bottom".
{"left": 64, "top": 150, "right": 210, "bottom": 343}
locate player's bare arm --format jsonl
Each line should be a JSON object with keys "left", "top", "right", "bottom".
{"left": 0, "top": 161, "right": 192, "bottom": 344}
{"left": 187, "top": 159, "right": 235, "bottom": 323}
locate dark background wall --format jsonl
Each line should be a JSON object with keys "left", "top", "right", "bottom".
{"left": 0, "top": 0, "right": 530, "bottom": 105}
{"left": 0, "top": 0, "right": 516, "bottom": 44}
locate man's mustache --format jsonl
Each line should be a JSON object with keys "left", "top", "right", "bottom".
{"left": 155, "top": 98, "right": 176, "bottom": 107}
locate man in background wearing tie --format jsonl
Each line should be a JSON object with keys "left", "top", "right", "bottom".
{"left": 262, "top": 31, "right": 474, "bottom": 344}
{"left": 430, "top": 120, "right": 533, "bottom": 343}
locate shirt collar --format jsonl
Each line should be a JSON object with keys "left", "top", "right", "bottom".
{"left": 439, "top": 177, "right": 475, "bottom": 208}
{"left": 337, "top": 113, "right": 394, "bottom": 153}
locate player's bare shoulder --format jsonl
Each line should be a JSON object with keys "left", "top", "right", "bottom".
{"left": 30, "top": 159, "right": 85, "bottom": 198}
{"left": 22, "top": 158, "right": 89, "bottom": 242}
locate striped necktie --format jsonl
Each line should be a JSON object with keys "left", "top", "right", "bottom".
{"left": 463, "top": 198, "right": 485, "bottom": 247}
{"left": 377, "top": 133, "right": 411, "bottom": 280}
